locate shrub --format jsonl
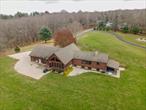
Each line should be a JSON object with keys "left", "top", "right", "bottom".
{"left": 14, "top": 46, "right": 20, "bottom": 53}
{"left": 96, "top": 21, "right": 106, "bottom": 31}
{"left": 105, "top": 27, "right": 111, "bottom": 31}
{"left": 64, "top": 66, "right": 73, "bottom": 76}
{"left": 130, "top": 25, "right": 140, "bottom": 34}
{"left": 93, "top": 27, "right": 96, "bottom": 30}
{"left": 121, "top": 25, "right": 129, "bottom": 33}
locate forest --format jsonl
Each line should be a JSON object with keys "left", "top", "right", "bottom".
{"left": 0, "top": 9, "right": 145, "bottom": 51}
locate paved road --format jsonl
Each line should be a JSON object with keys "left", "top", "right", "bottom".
{"left": 109, "top": 32, "right": 146, "bottom": 50}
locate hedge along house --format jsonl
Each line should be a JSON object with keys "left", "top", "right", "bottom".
{"left": 29, "top": 43, "right": 120, "bottom": 74}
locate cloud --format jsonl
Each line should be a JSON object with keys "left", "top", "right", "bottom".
{"left": 27, "top": 0, "right": 142, "bottom": 3}
{"left": 1, "top": 0, "right": 144, "bottom": 15}
{"left": 45, "top": 0, "right": 142, "bottom": 3}
{"left": 25, "top": 0, "right": 145, "bottom": 5}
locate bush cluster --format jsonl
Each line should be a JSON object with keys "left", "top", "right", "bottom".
{"left": 121, "top": 25, "right": 141, "bottom": 34}
{"left": 64, "top": 66, "right": 73, "bottom": 76}
{"left": 14, "top": 46, "right": 20, "bottom": 53}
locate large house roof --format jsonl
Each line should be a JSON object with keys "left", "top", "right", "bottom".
{"left": 107, "top": 60, "right": 119, "bottom": 69}
{"left": 54, "top": 43, "right": 80, "bottom": 65}
{"left": 96, "top": 53, "right": 109, "bottom": 63}
{"left": 74, "top": 51, "right": 96, "bottom": 61}
{"left": 29, "top": 45, "right": 59, "bottom": 59}
{"left": 74, "top": 51, "right": 108, "bottom": 63}
{"left": 30, "top": 43, "right": 119, "bottom": 68}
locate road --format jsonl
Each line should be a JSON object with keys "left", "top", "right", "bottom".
{"left": 75, "top": 28, "right": 93, "bottom": 39}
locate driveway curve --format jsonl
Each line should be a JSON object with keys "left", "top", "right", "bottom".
{"left": 8, "top": 51, "right": 47, "bottom": 80}
{"left": 76, "top": 28, "right": 93, "bottom": 39}
{"left": 109, "top": 32, "right": 146, "bottom": 50}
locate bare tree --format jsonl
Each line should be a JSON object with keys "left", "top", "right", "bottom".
{"left": 0, "top": 9, "right": 145, "bottom": 51}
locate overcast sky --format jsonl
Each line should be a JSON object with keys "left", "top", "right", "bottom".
{"left": 0, "top": 0, "right": 145, "bottom": 15}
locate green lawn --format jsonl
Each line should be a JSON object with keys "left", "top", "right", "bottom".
{"left": 116, "top": 32, "right": 146, "bottom": 47}
{"left": 0, "top": 31, "right": 146, "bottom": 110}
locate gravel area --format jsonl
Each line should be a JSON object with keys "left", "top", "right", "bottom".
{"left": 8, "top": 51, "right": 48, "bottom": 80}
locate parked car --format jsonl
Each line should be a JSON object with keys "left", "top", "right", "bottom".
{"left": 43, "top": 68, "right": 49, "bottom": 73}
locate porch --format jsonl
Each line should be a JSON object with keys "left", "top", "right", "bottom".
{"left": 47, "top": 62, "right": 64, "bottom": 72}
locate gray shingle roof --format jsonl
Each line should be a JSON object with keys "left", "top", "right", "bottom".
{"left": 107, "top": 60, "right": 119, "bottom": 69}
{"left": 55, "top": 43, "right": 80, "bottom": 65}
{"left": 30, "top": 43, "right": 119, "bottom": 67}
{"left": 74, "top": 51, "right": 97, "bottom": 61}
{"left": 97, "top": 53, "right": 109, "bottom": 63}
{"left": 74, "top": 51, "right": 108, "bottom": 63}
{"left": 29, "top": 45, "right": 59, "bottom": 59}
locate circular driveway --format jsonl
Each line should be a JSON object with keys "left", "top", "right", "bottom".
{"left": 8, "top": 51, "right": 48, "bottom": 80}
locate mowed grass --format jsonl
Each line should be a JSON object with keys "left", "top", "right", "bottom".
{"left": 77, "top": 31, "right": 146, "bottom": 109}
{"left": 0, "top": 31, "right": 146, "bottom": 110}
{"left": 116, "top": 32, "right": 146, "bottom": 47}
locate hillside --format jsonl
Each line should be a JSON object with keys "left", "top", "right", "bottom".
{"left": 0, "top": 31, "right": 146, "bottom": 110}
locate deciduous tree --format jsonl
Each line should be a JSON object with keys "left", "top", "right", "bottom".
{"left": 54, "top": 28, "right": 76, "bottom": 47}
{"left": 130, "top": 25, "right": 140, "bottom": 34}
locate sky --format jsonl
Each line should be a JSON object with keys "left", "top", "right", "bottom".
{"left": 0, "top": 0, "right": 145, "bottom": 15}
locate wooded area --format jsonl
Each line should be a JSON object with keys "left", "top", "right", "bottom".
{"left": 0, "top": 9, "right": 145, "bottom": 51}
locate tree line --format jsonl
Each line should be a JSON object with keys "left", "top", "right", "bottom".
{"left": 95, "top": 20, "right": 143, "bottom": 34}
{"left": 0, "top": 9, "right": 145, "bottom": 51}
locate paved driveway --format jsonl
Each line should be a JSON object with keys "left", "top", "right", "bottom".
{"left": 8, "top": 51, "right": 48, "bottom": 80}
{"left": 69, "top": 66, "right": 121, "bottom": 78}
{"left": 109, "top": 32, "right": 146, "bottom": 50}
{"left": 76, "top": 29, "right": 93, "bottom": 39}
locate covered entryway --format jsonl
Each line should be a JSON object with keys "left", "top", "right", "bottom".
{"left": 48, "top": 54, "right": 64, "bottom": 72}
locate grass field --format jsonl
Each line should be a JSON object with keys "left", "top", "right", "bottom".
{"left": 0, "top": 31, "right": 146, "bottom": 110}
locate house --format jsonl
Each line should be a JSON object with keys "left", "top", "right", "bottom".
{"left": 106, "top": 22, "right": 113, "bottom": 27}
{"left": 29, "top": 43, "right": 119, "bottom": 74}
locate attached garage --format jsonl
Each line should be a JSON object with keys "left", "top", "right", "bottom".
{"left": 107, "top": 60, "right": 119, "bottom": 74}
